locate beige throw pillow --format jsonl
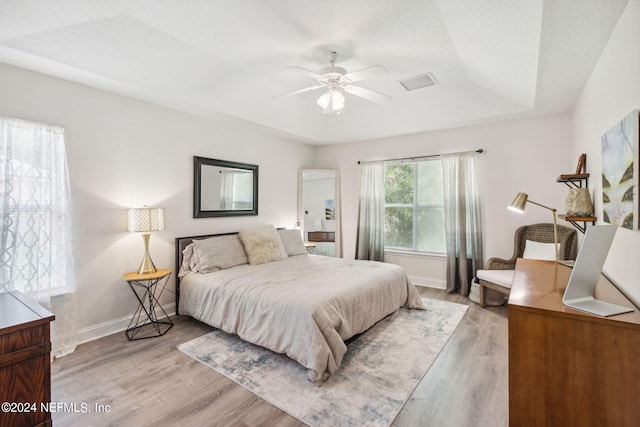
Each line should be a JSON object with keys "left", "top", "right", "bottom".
{"left": 239, "top": 225, "right": 288, "bottom": 265}
{"left": 192, "top": 234, "right": 248, "bottom": 272}
{"left": 277, "top": 229, "right": 307, "bottom": 256}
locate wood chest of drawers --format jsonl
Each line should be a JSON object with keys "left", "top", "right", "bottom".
{"left": 0, "top": 291, "right": 55, "bottom": 427}
{"left": 307, "top": 231, "right": 335, "bottom": 242}
{"left": 508, "top": 259, "right": 640, "bottom": 426}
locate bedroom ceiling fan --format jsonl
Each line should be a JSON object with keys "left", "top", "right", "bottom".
{"left": 272, "top": 51, "right": 391, "bottom": 114}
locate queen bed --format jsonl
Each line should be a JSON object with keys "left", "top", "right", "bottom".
{"left": 175, "top": 225, "right": 424, "bottom": 382}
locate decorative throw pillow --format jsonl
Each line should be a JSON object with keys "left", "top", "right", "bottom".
{"left": 278, "top": 229, "right": 307, "bottom": 256}
{"left": 239, "top": 225, "right": 288, "bottom": 265}
{"left": 192, "top": 234, "right": 248, "bottom": 272}
{"left": 523, "top": 240, "right": 559, "bottom": 260}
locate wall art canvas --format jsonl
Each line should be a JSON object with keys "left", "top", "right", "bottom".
{"left": 601, "top": 110, "right": 639, "bottom": 230}
{"left": 325, "top": 199, "right": 335, "bottom": 220}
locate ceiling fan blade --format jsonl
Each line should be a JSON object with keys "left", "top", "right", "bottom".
{"left": 343, "top": 65, "right": 389, "bottom": 82}
{"left": 271, "top": 85, "right": 324, "bottom": 100}
{"left": 344, "top": 85, "right": 391, "bottom": 104}
{"left": 286, "top": 66, "right": 325, "bottom": 80}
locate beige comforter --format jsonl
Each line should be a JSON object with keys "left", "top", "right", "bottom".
{"left": 179, "top": 254, "right": 424, "bottom": 382}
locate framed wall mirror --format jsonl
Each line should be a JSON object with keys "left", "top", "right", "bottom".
{"left": 193, "top": 156, "right": 258, "bottom": 218}
{"left": 298, "top": 169, "right": 341, "bottom": 257}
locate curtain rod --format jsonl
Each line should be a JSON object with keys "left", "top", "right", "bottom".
{"left": 357, "top": 149, "right": 483, "bottom": 165}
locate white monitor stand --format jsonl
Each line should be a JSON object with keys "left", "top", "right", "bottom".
{"left": 562, "top": 225, "right": 634, "bottom": 317}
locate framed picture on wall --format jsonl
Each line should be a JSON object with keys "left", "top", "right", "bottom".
{"left": 325, "top": 199, "right": 335, "bottom": 220}
{"left": 601, "top": 109, "right": 639, "bottom": 230}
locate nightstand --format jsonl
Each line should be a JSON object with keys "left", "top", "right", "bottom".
{"left": 123, "top": 269, "right": 173, "bottom": 340}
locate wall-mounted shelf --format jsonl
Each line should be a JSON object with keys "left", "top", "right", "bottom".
{"left": 556, "top": 166, "right": 595, "bottom": 233}
{"left": 558, "top": 214, "right": 596, "bottom": 233}
{"left": 557, "top": 173, "right": 590, "bottom": 188}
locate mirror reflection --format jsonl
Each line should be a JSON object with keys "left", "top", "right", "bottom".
{"left": 298, "top": 169, "right": 341, "bottom": 257}
{"left": 201, "top": 165, "right": 253, "bottom": 210}
{"left": 194, "top": 156, "right": 258, "bottom": 218}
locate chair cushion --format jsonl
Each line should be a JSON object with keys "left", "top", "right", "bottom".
{"left": 476, "top": 269, "right": 515, "bottom": 288}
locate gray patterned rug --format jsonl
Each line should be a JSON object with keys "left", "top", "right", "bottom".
{"left": 178, "top": 298, "right": 468, "bottom": 427}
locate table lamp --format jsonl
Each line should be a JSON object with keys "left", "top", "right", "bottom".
{"left": 127, "top": 206, "right": 165, "bottom": 274}
{"left": 508, "top": 192, "right": 558, "bottom": 261}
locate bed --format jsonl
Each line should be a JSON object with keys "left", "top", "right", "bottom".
{"left": 175, "top": 225, "right": 424, "bottom": 383}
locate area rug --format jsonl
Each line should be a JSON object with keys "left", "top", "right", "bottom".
{"left": 178, "top": 298, "right": 468, "bottom": 427}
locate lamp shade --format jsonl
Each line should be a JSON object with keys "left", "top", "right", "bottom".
{"left": 317, "top": 90, "right": 345, "bottom": 112}
{"left": 332, "top": 90, "right": 345, "bottom": 110}
{"left": 317, "top": 91, "right": 331, "bottom": 109}
{"left": 508, "top": 192, "right": 528, "bottom": 214}
{"left": 127, "top": 207, "right": 165, "bottom": 233}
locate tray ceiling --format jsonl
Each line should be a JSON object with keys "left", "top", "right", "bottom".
{"left": 0, "top": 0, "right": 629, "bottom": 144}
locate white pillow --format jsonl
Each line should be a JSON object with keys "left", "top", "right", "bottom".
{"left": 523, "top": 240, "right": 559, "bottom": 260}
{"left": 239, "top": 225, "right": 288, "bottom": 265}
{"left": 277, "top": 229, "right": 307, "bottom": 256}
{"left": 178, "top": 243, "right": 198, "bottom": 278}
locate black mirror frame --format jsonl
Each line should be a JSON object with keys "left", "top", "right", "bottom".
{"left": 193, "top": 156, "right": 259, "bottom": 218}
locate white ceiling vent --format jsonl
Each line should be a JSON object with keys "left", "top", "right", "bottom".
{"left": 399, "top": 73, "right": 438, "bottom": 91}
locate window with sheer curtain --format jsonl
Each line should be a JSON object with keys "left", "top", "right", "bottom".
{"left": 1, "top": 116, "right": 77, "bottom": 357}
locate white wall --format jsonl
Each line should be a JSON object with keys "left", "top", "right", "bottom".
{"left": 0, "top": 62, "right": 315, "bottom": 341}
{"left": 315, "top": 113, "right": 573, "bottom": 285}
{"left": 572, "top": 0, "right": 640, "bottom": 306}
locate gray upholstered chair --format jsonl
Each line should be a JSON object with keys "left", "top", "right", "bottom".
{"left": 476, "top": 223, "right": 578, "bottom": 307}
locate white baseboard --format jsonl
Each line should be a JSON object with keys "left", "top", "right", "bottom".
{"left": 77, "top": 303, "right": 176, "bottom": 344}
{"left": 409, "top": 275, "right": 446, "bottom": 290}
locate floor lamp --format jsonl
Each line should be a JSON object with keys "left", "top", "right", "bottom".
{"left": 508, "top": 192, "right": 559, "bottom": 261}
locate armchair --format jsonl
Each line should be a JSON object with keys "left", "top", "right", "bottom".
{"left": 477, "top": 223, "right": 578, "bottom": 307}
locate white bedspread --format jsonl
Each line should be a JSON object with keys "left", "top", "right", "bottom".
{"left": 179, "top": 254, "right": 424, "bottom": 382}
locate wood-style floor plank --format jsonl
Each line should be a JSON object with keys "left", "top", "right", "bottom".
{"left": 51, "top": 287, "right": 508, "bottom": 426}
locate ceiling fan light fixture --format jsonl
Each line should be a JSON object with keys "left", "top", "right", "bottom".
{"left": 332, "top": 91, "right": 345, "bottom": 111}
{"left": 317, "top": 90, "right": 344, "bottom": 112}
{"left": 317, "top": 91, "right": 331, "bottom": 109}
{"left": 277, "top": 51, "right": 389, "bottom": 112}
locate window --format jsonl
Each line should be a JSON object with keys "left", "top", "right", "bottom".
{"left": 384, "top": 160, "right": 446, "bottom": 253}
{"left": 0, "top": 117, "right": 73, "bottom": 296}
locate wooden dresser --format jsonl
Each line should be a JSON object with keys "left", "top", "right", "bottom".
{"left": 508, "top": 259, "right": 640, "bottom": 426}
{"left": 0, "top": 291, "right": 55, "bottom": 427}
{"left": 307, "top": 231, "right": 335, "bottom": 242}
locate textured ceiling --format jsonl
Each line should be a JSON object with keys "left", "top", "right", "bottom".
{"left": 0, "top": 0, "right": 630, "bottom": 145}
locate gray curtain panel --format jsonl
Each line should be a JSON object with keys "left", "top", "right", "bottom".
{"left": 442, "top": 152, "right": 484, "bottom": 295}
{"left": 356, "top": 162, "right": 385, "bottom": 261}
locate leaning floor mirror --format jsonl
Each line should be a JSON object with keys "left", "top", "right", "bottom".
{"left": 298, "top": 169, "right": 342, "bottom": 257}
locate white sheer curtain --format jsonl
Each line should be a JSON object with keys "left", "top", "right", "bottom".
{"left": 442, "top": 152, "right": 484, "bottom": 295}
{"left": 356, "top": 162, "right": 385, "bottom": 261}
{"left": 219, "top": 170, "right": 235, "bottom": 210}
{"left": 0, "top": 116, "right": 77, "bottom": 357}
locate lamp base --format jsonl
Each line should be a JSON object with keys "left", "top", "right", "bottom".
{"left": 137, "top": 233, "right": 157, "bottom": 275}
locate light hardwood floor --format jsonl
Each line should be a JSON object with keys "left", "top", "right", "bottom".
{"left": 51, "top": 287, "right": 508, "bottom": 426}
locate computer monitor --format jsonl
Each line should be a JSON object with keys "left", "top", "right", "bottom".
{"left": 562, "top": 224, "right": 634, "bottom": 317}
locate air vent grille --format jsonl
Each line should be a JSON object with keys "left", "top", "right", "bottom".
{"left": 399, "top": 73, "right": 438, "bottom": 91}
